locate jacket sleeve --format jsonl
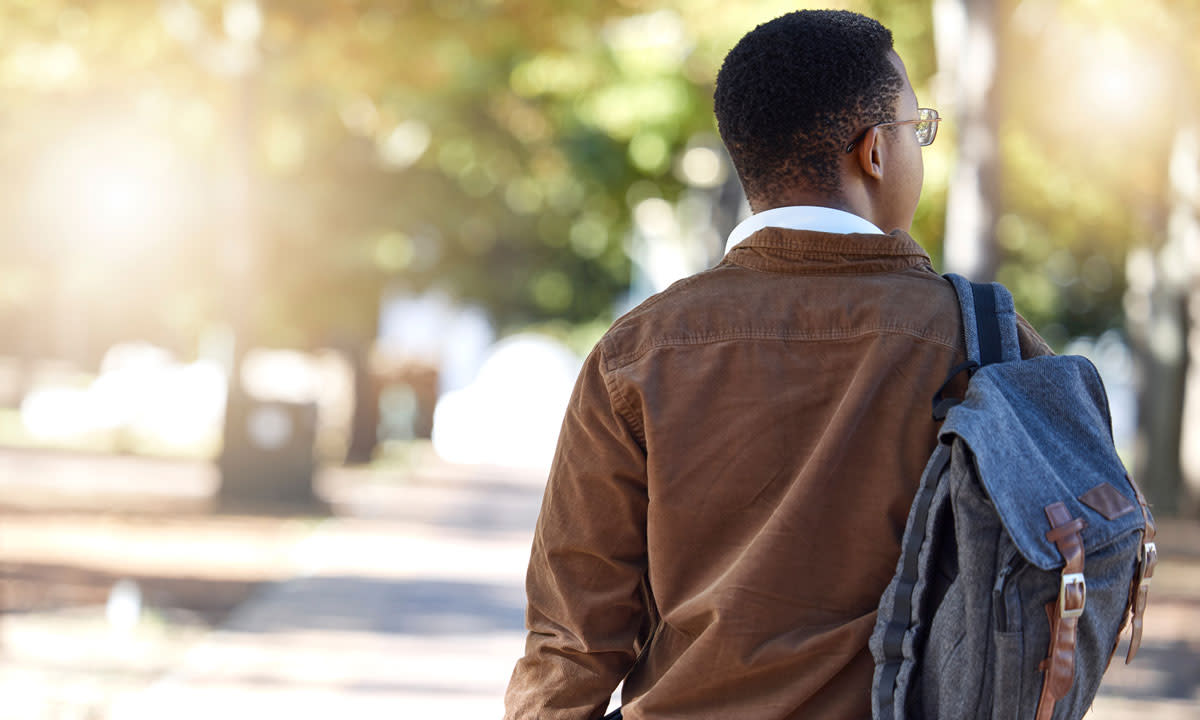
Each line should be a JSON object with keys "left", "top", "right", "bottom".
{"left": 504, "top": 343, "right": 651, "bottom": 720}
{"left": 1016, "top": 313, "right": 1055, "bottom": 359}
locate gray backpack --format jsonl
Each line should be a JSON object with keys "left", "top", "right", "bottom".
{"left": 870, "top": 275, "right": 1158, "bottom": 720}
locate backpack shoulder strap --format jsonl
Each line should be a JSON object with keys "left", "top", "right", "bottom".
{"left": 943, "top": 273, "right": 1022, "bottom": 366}
{"left": 931, "top": 275, "right": 1024, "bottom": 419}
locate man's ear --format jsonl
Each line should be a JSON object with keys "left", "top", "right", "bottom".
{"left": 854, "top": 126, "right": 885, "bottom": 181}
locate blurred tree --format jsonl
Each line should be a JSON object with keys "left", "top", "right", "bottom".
{"left": 934, "top": 0, "right": 1002, "bottom": 281}
{"left": 0, "top": 0, "right": 944, "bottom": 358}
{"left": 0, "top": 1, "right": 953, "bottom": 349}
{"left": 996, "top": 0, "right": 1200, "bottom": 513}
{"left": 0, "top": 0, "right": 1194, "bottom": 487}
{"left": 995, "top": 0, "right": 1181, "bottom": 343}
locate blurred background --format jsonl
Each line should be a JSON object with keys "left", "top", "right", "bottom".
{"left": 0, "top": 0, "right": 1197, "bottom": 717}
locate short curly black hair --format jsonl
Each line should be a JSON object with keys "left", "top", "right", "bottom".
{"left": 714, "top": 10, "right": 904, "bottom": 203}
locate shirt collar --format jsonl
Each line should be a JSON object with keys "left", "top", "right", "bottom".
{"left": 724, "top": 206, "right": 884, "bottom": 255}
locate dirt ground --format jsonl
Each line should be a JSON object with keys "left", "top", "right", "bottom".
{"left": 0, "top": 448, "right": 1197, "bottom": 719}
{"left": 0, "top": 504, "right": 315, "bottom": 718}
{"left": 1, "top": 513, "right": 307, "bottom": 618}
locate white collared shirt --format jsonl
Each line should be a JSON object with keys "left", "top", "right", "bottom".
{"left": 724, "top": 206, "right": 884, "bottom": 255}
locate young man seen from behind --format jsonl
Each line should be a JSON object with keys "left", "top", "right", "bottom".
{"left": 504, "top": 10, "right": 1050, "bottom": 720}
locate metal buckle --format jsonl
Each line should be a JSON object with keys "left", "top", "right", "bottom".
{"left": 1059, "top": 572, "right": 1086, "bottom": 619}
{"left": 1137, "top": 542, "right": 1158, "bottom": 589}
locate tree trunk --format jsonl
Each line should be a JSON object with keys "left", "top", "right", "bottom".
{"left": 343, "top": 338, "right": 380, "bottom": 465}
{"left": 934, "top": 0, "right": 1002, "bottom": 281}
{"left": 1171, "top": 124, "right": 1200, "bottom": 516}
{"left": 1127, "top": 123, "right": 1198, "bottom": 516}
{"left": 214, "top": 44, "right": 318, "bottom": 511}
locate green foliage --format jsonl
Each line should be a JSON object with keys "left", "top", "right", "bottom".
{"left": 994, "top": 0, "right": 1196, "bottom": 342}
{"left": 0, "top": 0, "right": 1193, "bottom": 362}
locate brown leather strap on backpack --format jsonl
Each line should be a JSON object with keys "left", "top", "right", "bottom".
{"left": 1125, "top": 478, "right": 1157, "bottom": 663}
{"left": 1036, "top": 502, "right": 1087, "bottom": 720}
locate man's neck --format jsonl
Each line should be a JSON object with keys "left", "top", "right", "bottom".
{"left": 753, "top": 189, "right": 878, "bottom": 230}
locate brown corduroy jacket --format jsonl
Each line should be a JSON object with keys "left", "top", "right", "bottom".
{"left": 504, "top": 228, "right": 1051, "bottom": 720}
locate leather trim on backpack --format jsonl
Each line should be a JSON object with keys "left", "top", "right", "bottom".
{"left": 1124, "top": 476, "right": 1157, "bottom": 663}
{"left": 1078, "top": 482, "right": 1137, "bottom": 521}
{"left": 1036, "top": 502, "right": 1087, "bottom": 720}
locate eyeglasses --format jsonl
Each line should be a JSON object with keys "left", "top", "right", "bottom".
{"left": 844, "top": 107, "right": 940, "bottom": 153}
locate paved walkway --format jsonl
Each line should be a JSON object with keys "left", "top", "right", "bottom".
{"left": 112, "top": 462, "right": 545, "bottom": 720}
{"left": 122, "top": 480, "right": 1200, "bottom": 718}
{"left": 2, "top": 448, "right": 1197, "bottom": 718}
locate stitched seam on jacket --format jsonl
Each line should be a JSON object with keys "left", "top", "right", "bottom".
{"left": 736, "top": 228, "right": 923, "bottom": 253}
{"left": 599, "top": 346, "right": 647, "bottom": 448}
{"left": 604, "top": 326, "right": 960, "bottom": 371}
{"left": 617, "top": 272, "right": 711, "bottom": 320}
{"left": 737, "top": 246, "right": 924, "bottom": 259}
{"left": 724, "top": 254, "right": 930, "bottom": 276}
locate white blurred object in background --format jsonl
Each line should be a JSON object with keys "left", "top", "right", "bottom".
{"left": 106, "top": 579, "right": 143, "bottom": 636}
{"left": 1064, "top": 330, "right": 1136, "bottom": 455}
{"left": 20, "top": 342, "right": 226, "bottom": 451}
{"left": 376, "top": 288, "right": 495, "bottom": 395}
{"left": 17, "top": 341, "right": 356, "bottom": 458}
{"left": 432, "top": 333, "right": 581, "bottom": 470}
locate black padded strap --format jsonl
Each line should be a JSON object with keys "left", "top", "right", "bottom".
{"left": 971, "top": 281, "right": 1003, "bottom": 367}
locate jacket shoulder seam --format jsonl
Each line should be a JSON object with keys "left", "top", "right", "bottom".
{"left": 605, "top": 326, "right": 960, "bottom": 370}
{"left": 597, "top": 343, "right": 647, "bottom": 448}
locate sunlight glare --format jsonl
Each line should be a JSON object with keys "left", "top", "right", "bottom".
{"left": 1072, "top": 32, "right": 1163, "bottom": 127}
{"left": 32, "top": 123, "right": 183, "bottom": 251}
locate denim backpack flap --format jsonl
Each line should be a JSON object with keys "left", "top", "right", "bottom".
{"left": 939, "top": 354, "right": 1144, "bottom": 571}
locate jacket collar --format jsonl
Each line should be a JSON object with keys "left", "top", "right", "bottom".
{"left": 724, "top": 227, "right": 934, "bottom": 276}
